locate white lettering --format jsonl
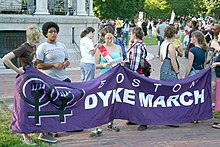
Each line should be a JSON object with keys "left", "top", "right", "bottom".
{"left": 173, "top": 84, "right": 181, "bottom": 92}
{"left": 167, "top": 95, "right": 180, "bottom": 107}
{"left": 132, "top": 79, "right": 140, "bottom": 87}
{"left": 97, "top": 91, "right": 112, "bottom": 107}
{"left": 111, "top": 89, "right": 122, "bottom": 104}
{"left": 154, "top": 83, "right": 162, "bottom": 92}
{"left": 179, "top": 91, "right": 193, "bottom": 106}
{"left": 85, "top": 94, "right": 98, "bottom": 109}
{"left": 123, "top": 89, "right": 135, "bottom": 105}
{"left": 139, "top": 93, "right": 154, "bottom": 107}
{"left": 153, "top": 96, "right": 166, "bottom": 107}
{"left": 116, "top": 73, "right": 124, "bottom": 84}
{"left": 194, "top": 89, "right": 204, "bottom": 104}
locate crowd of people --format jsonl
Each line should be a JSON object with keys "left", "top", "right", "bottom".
{"left": 1, "top": 14, "right": 220, "bottom": 145}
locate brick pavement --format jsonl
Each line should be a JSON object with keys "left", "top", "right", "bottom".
{"left": 1, "top": 45, "right": 220, "bottom": 147}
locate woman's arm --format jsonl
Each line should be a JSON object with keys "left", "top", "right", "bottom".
{"left": 2, "top": 52, "right": 24, "bottom": 74}
{"left": 185, "top": 52, "right": 194, "bottom": 77}
{"left": 210, "top": 40, "right": 220, "bottom": 52}
{"left": 169, "top": 44, "right": 181, "bottom": 79}
{"left": 95, "top": 49, "right": 111, "bottom": 69}
{"left": 36, "top": 59, "right": 64, "bottom": 69}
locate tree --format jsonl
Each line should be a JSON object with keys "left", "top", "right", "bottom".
{"left": 93, "top": 0, "right": 144, "bottom": 20}
{"left": 144, "top": 0, "right": 171, "bottom": 18}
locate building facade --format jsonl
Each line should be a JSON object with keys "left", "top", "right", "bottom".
{"left": 0, "top": 0, "right": 99, "bottom": 68}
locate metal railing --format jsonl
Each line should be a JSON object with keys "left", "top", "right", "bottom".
{"left": 0, "top": 0, "right": 90, "bottom": 15}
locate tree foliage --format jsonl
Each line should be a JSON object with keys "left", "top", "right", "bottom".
{"left": 93, "top": 0, "right": 143, "bottom": 20}
{"left": 93, "top": 0, "right": 220, "bottom": 20}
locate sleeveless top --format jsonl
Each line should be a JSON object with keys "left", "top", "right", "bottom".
{"left": 100, "top": 45, "right": 121, "bottom": 75}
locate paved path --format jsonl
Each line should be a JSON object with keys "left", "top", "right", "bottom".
{"left": 1, "top": 45, "right": 220, "bottom": 147}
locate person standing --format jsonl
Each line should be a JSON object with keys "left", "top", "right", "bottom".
{"left": 141, "top": 18, "right": 148, "bottom": 37}
{"left": 90, "top": 26, "right": 122, "bottom": 137}
{"left": 160, "top": 26, "right": 182, "bottom": 81}
{"left": 121, "top": 19, "right": 130, "bottom": 47}
{"left": 185, "top": 30, "right": 208, "bottom": 77}
{"left": 156, "top": 18, "right": 169, "bottom": 57}
{"left": 125, "top": 27, "right": 148, "bottom": 131}
{"left": 36, "top": 22, "right": 71, "bottom": 143}
{"left": 2, "top": 25, "right": 41, "bottom": 145}
{"left": 80, "top": 27, "right": 96, "bottom": 81}
{"left": 116, "top": 17, "right": 123, "bottom": 37}
{"left": 209, "top": 25, "right": 220, "bottom": 110}
{"left": 185, "top": 20, "right": 199, "bottom": 58}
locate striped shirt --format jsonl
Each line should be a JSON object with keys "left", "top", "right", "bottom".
{"left": 127, "top": 40, "right": 147, "bottom": 71}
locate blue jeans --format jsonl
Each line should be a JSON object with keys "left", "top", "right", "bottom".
{"left": 121, "top": 31, "right": 129, "bottom": 46}
{"left": 80, "top": 62, "right": 95, "bottom": 81}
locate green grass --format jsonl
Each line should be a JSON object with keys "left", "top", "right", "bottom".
{"left": 0, "top": 101, "right": 50, "bottom": 146}
{"left": 143, "top": 36, "right": 157, "bottom": 45}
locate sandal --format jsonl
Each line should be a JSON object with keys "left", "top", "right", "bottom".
{"left": 23, "top": 138, "right": 37, "bottom": 146}
{"left": 107, "top": 123, "right": 120, "bottom": 132}
{"left": 212, "top": 124, "right": 220, "bottom": 129}
{"left": 90, "top": 128, "right": 102, "bottom": 137}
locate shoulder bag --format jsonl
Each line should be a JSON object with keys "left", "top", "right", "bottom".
{"left": 160, "top": 43, "right": 178, "bottom": 81}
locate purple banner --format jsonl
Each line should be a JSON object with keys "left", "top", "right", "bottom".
{"left": 11, "top": 65, "right": 212, "bottom": 133}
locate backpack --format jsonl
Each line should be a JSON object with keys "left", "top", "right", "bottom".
{"left": 115, "top": 37, "right": 126, "bottom": 60}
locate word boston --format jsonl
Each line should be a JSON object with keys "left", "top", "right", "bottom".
{"left": 11, "top": 65, "right": 212, "bottom": 134}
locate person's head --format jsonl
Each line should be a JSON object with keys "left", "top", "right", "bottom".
{"left": 130, "top": 27, "right": 143, "bottom": 41}
{"left": 80, "top": 27, "right": 95, "bottom": 38}
{"left": 190, "top": 20, "right": 198, "bottom": 29}
{"left": 164, "top": 26, "right": 177, "bottom": 39}
{"left": 101, "top": 26, "right": 114, "bottom": 44}
{"left": 101, "top": 26, "right": 114, "bottom": 37}
{"left": 42, "top": 22, "right": 59, "bottom": 38}
{"left": 26, "top": 25, "right": 41, "bottom": 44}
{"left": 212, "top": 24, "right": 220, "bottom": 39}
{"left": 191, "top": 30, "right": 208, "bottom": 52}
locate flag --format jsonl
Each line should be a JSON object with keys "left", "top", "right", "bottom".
{"left": 169, "top": 10, "right": 175, "bottom": 24}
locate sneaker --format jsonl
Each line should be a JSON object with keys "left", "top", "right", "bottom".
{"left": 126, "top": 121, "right": 137, "bottom": 125}
{"left": 38, "top": 133, "right": 57, "bottom": 143}
{"left": 23, "top": 138, "right": 37, "bottom": 146}
{"left": 90, "top": 128, "right": 102, "bottom": 137}
{"left": 48, "top": 132, "right": 59, "bottom": 137}
{"left": 137, "top": 125, "right": 147, "bottom": 131}
{"left": 107, "top": 123, "right": 120, "bottom": 132}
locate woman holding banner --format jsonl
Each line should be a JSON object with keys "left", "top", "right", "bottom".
{"left": 92, "top": 26, "right": 122, "bottom": 136}
{"left": 209, "top": 25, "right": 220, "bottom": 111}
{"left": 2, "top": 25, "right": 41, "bottom": 145}
{"left": 211, "top": 31, "right": 220, "bottom": 129}
{"left": 36, "top": 21, "right": 71, "bottom": 143}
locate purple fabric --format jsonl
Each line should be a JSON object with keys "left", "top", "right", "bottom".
{"left": 10, "top": 65, "right": 212, "bottom": 133}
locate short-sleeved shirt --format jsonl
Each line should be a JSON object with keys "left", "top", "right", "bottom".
{"left": 36, "top": 42, "right": 69, "bottom": 81}
{"left": 80, "top": 36, "right": 95, "bottom": 64}
{"left": 190, "top": 46, "right": 206, "bottom": 70}
{"left": 13, "top": 42, "right": 36, "bottom": 67}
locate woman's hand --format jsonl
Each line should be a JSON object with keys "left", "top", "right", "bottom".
{"left": 52, "top": 63, "right": 64, "bottom": 69}
{"left": 17, "top": 67, "right": 25, "bottom": 74}
{"left": 212, "top": 62, "right": 220, "bottom": 68}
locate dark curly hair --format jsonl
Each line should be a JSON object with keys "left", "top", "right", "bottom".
{"left": 42, "top": 22, "right": 59, "bottom": 38}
